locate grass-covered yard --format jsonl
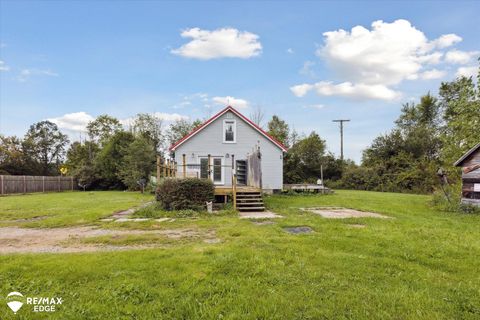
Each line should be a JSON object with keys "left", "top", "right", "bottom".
{"left": 0, "top": 191, "right": 151, "bottom": 227}
{"left": 0, "top": 190, "right": 479, "bottom": 319}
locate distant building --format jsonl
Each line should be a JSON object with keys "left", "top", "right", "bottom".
{"left": 454, "top": 143, "right": 480, "bottom": 206}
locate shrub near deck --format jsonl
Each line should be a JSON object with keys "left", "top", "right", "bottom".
{"left": 156, "top": 178, "right": 214, "bottom": 211}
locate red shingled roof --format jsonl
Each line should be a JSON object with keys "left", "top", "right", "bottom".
{"left": 169, "top": 106, "right": 288, "bottom": 152}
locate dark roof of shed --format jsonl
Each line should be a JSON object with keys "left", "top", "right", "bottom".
{"left": 454, "top": 143, "right": 480, "bottom": 166}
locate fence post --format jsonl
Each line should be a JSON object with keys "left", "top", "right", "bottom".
{"left": 23, "top": 175, "right": 27, "bottom": 194}
{"left": 71, "top": 176, "right": 74, "bottom": 191}
{"left": 58, "top": 176, "right": 61, "bottom": 192}
{"left": 207, "top": 154, "right": 211, "bottom": 180}
{"left": 163, "top": 158, "right": 167, "bottom": 178}
{"left": 42, "top": 176, "right": 45, "bottom": 193}
{"left": 0, "top": 175, "right": 3, "bottom": 195}
{"left": 174, "top": 161, "right": 177, "bottom": 177}
{"left": 233, "top": 174, "right": 237, "bottom": 209}
{"left": 182, "top": 154, "right": 186, "bottom": 178}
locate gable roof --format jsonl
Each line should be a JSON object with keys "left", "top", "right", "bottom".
{"left": 169, "top": 106, "right": 288, "bottom": 152}
{"left": 454, "top": 142, "right": 480, "bottom": 166}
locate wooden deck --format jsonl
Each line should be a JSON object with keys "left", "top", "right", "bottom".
{"left": 214, "top": 186, "right": 260, "bottom": 195}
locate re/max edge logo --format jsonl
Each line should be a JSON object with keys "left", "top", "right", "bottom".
{"left": 6, "top": 291, "right": 63, "bottom": 314}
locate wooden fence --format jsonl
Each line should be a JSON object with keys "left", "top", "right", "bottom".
{"left": 0, "top": 175, "right": 76, "bottom": 195}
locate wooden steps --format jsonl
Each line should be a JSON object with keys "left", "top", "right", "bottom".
{"left": 236, "top": 191, "right": 264, "bottom": 212}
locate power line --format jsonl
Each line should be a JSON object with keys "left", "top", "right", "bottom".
{"left": 332, "top": 119, "right": 350, "bottom": 161}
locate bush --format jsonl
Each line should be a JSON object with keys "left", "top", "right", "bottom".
{"left": 431, "top": 183, "right": 480, "bottom": 214}
{"left": 156, "top": 178, "right": 214, "bottom": 211}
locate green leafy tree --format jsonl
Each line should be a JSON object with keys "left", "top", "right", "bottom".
{"left": 355, "top": 93, "right": 443, "bottom": 193}
{"left": 118, "top": 137, "right": 156, "bottom": 190}
{"left": 22, "top": 121, "right": 69, "bottom": 175}
{"left": 66, "top": 141, "right": 100, "bottom": 189}
{"left": 267, "top": 115, "right": 290, "bottom": 147}
{"left": 439, "top": 65, "right": 480, "bottom": 170}
{"left": 131, "top": 113, "right": 163, "bottom": 151}
{"left": 94, "top": 130, "right": 134, "bottom": 189}
{"left": 87, "top": 115, "right": 122, "bottom": 144}
{"left": 0, "top": 135, "right": 30, "bottom": 175}
{"left": 166, "top": 119, "right": 202, "bottom": 146}
{"left": 284, "top": 132, "right": 326, "bottom": 183}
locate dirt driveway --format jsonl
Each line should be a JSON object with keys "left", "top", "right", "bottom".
{"left": 0, "top": 227, "right": 217, "bottom": 254}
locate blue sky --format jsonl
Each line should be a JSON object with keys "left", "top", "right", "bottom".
{"left": 1, "top": 1, "right": 479, "bottom": 162}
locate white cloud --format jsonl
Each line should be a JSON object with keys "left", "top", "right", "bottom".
{"left": 212, "top": 96, "right": 249, "bottom": 109}
{"left": 291, "top": 81, "right": 401, "bottom": 101}
{"left": 286, "top": 48, "right": 294, "bottom": 54}
{"left": 317, "top": 19, "right": 451, "bottom": 85}
{"left": 445, "top": 49, "right": 480, "bottom": 64}
{"left": 456, "top": 66, "right": 478, "bottom": 78}
{"left": 17, "top": 68, "right": 59, "bottom": 82}
{"left": 49, "top": 111, "right": 190, "bottom": 134}
{"left": 0, "top": 60, "right": 10, "bottom": 71}
{"left": 171, "top": 27, "right": 262, "bottom": 60}
{"left": 419, "top": 69, "right": 446, "bottom": 80}
{"left": 290, "top": 84, "right": 314, "bottom": 97}
{"left": 430, "top": 34, "right": 462, "bottom": 49}
{"left": 48, "top": 112, "right": 95, "bottom": 133}
{"left": 293, "top": 19, "right": 466, "bottom": 101}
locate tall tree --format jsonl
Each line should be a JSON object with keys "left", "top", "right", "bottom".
{"left": 166, "top": 119, "right": 202, "bottom": 146}
{"left": 439, "top": 65, "right": 480, "bottom": 169}
{"left": 23, "top": 121, "right": 69, "bottom": 175}
{"left": 118, "top": 137, "right": 156, "bottom": 190}
{"left": 284, "top": 132, "right": 326, "bottom": 183}
{"left": 0, "top": 135, "right": 30, "bottom": 175}
{"left": 267, "top": 115, "right": 290, "bottom": 147}
{"left": 94, "top": 131, "right": 135, "bottom": 189}
{"left": 131, "top": 113, "right": 163, "bottom": 151}
{"left": 87, "top": 115, "right": 122, "bottom": 144}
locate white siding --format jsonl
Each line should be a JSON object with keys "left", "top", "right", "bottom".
{"left": 174, "top": 111, "right": 283, "bottom": 191}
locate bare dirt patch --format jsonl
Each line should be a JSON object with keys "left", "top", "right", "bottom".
{"left": 0, "top": 226, "right": 217, "bottom": 254}
{"left": 301, "top": 207, "right": 389, "bottom": 219}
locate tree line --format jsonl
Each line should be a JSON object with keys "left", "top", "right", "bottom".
{"left": 0, "top": 114, "right": 201, "bottom": 190}
{"left": 265, "top": 65, "right": 479, "bottom": 193}
{"left": 1, "top": 65, "right": 478, "bottom": 193}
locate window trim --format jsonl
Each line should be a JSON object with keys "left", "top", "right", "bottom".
{"left": 223, "top": 119, "right": 236, "bottom": 143}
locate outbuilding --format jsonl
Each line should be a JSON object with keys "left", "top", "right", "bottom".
{"left": 454, "top": 143, "right": 480, "bottom": 206}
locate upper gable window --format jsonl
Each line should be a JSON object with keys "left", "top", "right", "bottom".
{"left": 223, "top": 120, "right": 236, "bottom": 143}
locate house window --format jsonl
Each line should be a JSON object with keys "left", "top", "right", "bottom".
{"left": 223, "top": 120, "right": 236, "bottom": 143}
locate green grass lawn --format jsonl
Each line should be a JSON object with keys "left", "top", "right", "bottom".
{"left": 1, "top": 190, "right": 479, "bottom": 319}
{"left": 0, "top": 191, "right": 152, "bottom": 227}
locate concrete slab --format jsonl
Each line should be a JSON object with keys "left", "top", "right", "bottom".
{"left": 284, "top": 226, "right": 313, "bottom": 234}
{"left": 301, "top": 207, "right": 388, "bottom": 219}
{"left": 239, "top": 211, "right": 283, "bottom": 219}
{"left": 114, "top": 218, "right": 150, "bottom": 223}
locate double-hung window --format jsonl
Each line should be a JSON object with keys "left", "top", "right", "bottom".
{"left": 223, "top": 120, "right": 236, "bottom": 143}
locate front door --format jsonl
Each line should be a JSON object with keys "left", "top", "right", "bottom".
{"left": 200, "top": 157, "right": 224, "bottom": 184}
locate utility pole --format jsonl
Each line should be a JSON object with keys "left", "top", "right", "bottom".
{"left": 332, "top": 119, "right": 350, "bottom": 161}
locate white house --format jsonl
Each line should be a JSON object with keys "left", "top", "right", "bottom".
{"left": 169, "top": 106, "right": 287, "bottom": 193}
